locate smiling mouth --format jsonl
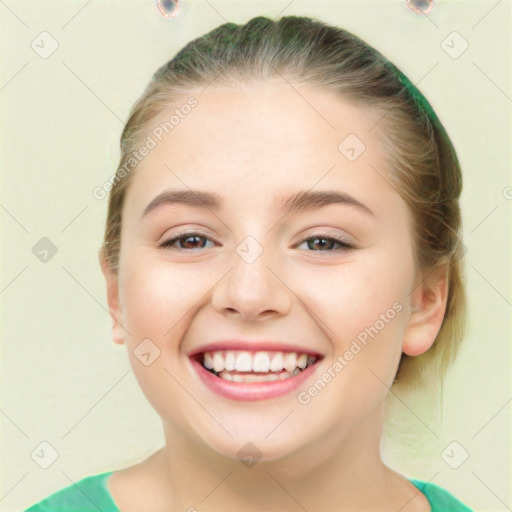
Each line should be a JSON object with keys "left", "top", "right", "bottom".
{"left": 192, "top": 350, "right": 321, "bottom": 383}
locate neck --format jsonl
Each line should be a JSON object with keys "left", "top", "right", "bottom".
{"left": 148, "top": 404, "right": 397, "bottom": 511}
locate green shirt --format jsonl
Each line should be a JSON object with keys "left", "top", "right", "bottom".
{"left": 25, "top": 471, "right": 474, "bottom": 511}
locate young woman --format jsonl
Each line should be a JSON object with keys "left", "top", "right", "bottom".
{"left": 26, "top": 15, "right": 473, "bottom": 512}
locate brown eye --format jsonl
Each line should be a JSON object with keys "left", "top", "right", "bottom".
{"left": 159, "top": 232, "right": 215, "bottom": 250}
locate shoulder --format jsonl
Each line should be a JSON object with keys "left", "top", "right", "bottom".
{"left": 409, "top": 479, "right": 474, "bottom": 512}
{"left": 24, "top": 471, "right": 119, "bottom": 512}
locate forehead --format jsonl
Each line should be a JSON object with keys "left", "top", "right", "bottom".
{"left": 159, "top": 80, "right": 381, "bottom": 154}
{"left": 123, "top": 81, "right": 396, "bottom": 216}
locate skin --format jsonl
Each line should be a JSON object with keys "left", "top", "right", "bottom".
{"left": 99, "top": 78, "right": 447, "bottom": 511}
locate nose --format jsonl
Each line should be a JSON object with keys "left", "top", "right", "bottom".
{"left": 211, "top": 237, "right": 293, "bottom": 321}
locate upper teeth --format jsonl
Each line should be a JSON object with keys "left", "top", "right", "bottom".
{"left": 202, "top": 350, "right": 315, "bottom": 373}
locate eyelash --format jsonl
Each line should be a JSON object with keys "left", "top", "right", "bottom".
{"left": 158, "top": 231, "right": 356, "bottom": 253}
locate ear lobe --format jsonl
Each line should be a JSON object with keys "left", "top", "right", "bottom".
{"left": 402, "top": 263, "right": 449, "bottom": 357}
{"left": 98, "top": 249, "right": 125, "bottom": 345}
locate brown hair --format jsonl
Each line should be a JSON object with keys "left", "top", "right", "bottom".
{"left": 100, "top": 15, "right": 466, "bottom": 393}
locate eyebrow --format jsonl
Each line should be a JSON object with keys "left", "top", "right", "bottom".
{"left": 141, "top": 189, "right": 374, "bottom": 218}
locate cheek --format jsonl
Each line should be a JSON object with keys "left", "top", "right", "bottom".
{"left": 293, "top": 250, "right": 412, "bottom": 344}
{"left": 121, "top": 262, "right": 202, "bottom": 341}
{"left": 293, "top": 254, "right": 411, "bottom": 423}
{"left": 118, "top": 263, "right": 201, "bottom": 427}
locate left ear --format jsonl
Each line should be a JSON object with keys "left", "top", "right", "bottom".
{"left": 402, "top": 262, "right": 449, "bottom": 356}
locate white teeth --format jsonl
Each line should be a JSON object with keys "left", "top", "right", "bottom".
{"left": 283, "top": 352, "right": 298, "bottom": 373}
{"left": 219, "top": 370, "right": 289, "bottom": 382}
{"left": 269, "top": 352, "right": 283, "bottom": 371}
{"left": 200, "top": 349, "right": 317, "bottom": 377}
{"left": 235, "top": 351, "right": 253, "bottom": 372}
{"left": 212, "top": 352, "right": 224, "bottom": 372}
{"left": 203, "top": 352, "right": 214, "bottom": 370}
{"left": 224, "top": 350, "right": 236, "bottom": 371}
{"left": 252, "top": 352, "right": 270, "bottom": 372}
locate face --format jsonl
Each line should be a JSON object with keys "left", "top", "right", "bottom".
{"left": 101, "top": 80, "right": 440, "bottom": 466}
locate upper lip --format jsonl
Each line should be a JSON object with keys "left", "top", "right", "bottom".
{"left": 187, "top": 339, "right": 324, "bottom": 358}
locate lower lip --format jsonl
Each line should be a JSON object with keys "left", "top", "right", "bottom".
{"left": 189, "top": 357, "right": 321, "bottom": 401}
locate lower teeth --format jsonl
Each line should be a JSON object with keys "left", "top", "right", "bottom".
{"left": 211, "top": 366, "right": 305, "bottom": 382}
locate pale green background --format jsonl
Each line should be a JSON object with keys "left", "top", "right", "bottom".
{"left": 1, "top": 0, "right": 511, "bottom": 510}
